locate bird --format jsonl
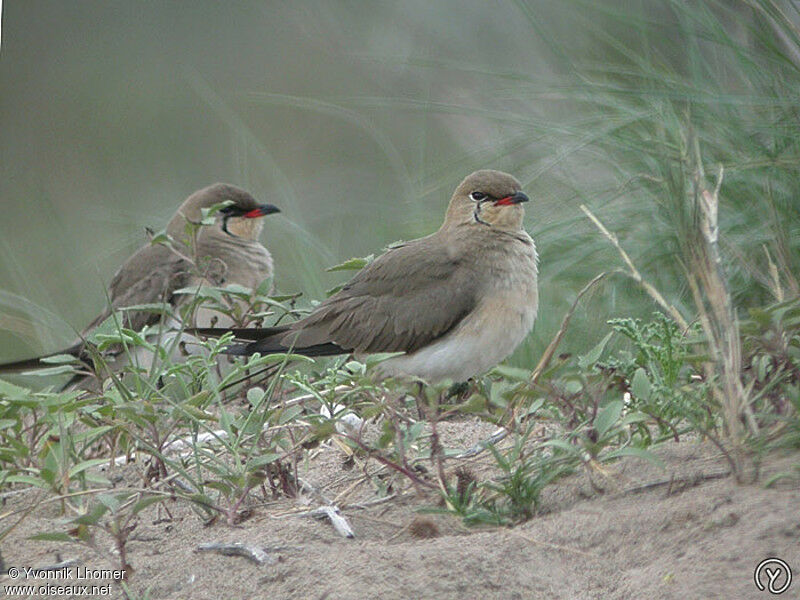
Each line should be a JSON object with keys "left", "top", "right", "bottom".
{"left": 0, "top": 183, "right": 280, "bottom": 381}
{"left": 194, "top": 170, "right": 538, "bottom": 383}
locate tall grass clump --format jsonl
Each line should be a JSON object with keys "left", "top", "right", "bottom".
{"left": 499, "top": 0, "right": 800, "bottom": 477}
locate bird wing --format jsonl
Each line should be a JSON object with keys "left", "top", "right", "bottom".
{"left": 0, "top": 244, "right": 192, "bottom": 372}
{"left": 82, "top": 243, "right": 192, "bottom": 335}
{"left": 283, "top": 234, "right": 480, "bottom": 354}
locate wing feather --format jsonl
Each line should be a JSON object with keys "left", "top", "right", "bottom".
{"left": 82, "top": 244, "right": 191, "bottom": 335}
{"left": 286, "top": 234, "right": 478, "bottom": 353}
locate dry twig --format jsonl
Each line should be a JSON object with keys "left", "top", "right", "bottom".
{"left": 580, "top": 205, "right": 688, "bottom": 330}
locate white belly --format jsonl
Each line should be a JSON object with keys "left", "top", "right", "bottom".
{"left": 377, "top": 288, "right": 538, "bottom": 383}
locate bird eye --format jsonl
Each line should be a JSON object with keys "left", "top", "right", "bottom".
{"left": 470, "top": 191, "right": 487, "bottom": 202}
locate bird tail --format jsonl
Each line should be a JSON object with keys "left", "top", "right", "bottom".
{"left": 0, "top": 343, "right": 85, "bottom": 373}
{"left": 189, "top": 326, "right": 345, "bottom": 358}
{"left": 189, "top": 325, "right": 290, "bottom": 342}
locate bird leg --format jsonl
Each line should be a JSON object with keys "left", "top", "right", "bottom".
{"left": 429, "top": 417, "right": 448, "bottom": 491}
{"left": 413, "top": 381, "right": 426, "bottom": 421}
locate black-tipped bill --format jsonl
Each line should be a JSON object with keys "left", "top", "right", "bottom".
{"left": 243, "top": 204, "right": 281, "bottom": 218}
{"left": 495, "top": 191, "right": 529, "bottom": 206}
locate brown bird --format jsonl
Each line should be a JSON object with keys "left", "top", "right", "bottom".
{"left": 196, "top": 170, "right": 538, "bottom": 383}
{"left": 0, "top": 183, "right": 280, "bottom": 378}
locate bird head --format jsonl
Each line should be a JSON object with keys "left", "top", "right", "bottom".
{"left": 444, "top": 170, "right": 528, "bottom": 232}
{"left": 168, "top": 183, "right": 280, "bottom": 241}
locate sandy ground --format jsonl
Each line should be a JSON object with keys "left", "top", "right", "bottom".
{"left": 3, "top": 420, "right": 799, "bottom": 600}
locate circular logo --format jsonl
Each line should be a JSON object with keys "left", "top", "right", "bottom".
{"left": 754, "top": 558, "right": 792, "bottom": 595}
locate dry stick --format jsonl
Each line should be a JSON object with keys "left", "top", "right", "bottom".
{"left": 580, "top": 205, "right": 689, "bottom": 331}
{"left": 765, "top": 189, "right": 800, "bottom": 297}
{"left": 293, "top": 506, "right": 356, "bottom": 538}
{"left": 622, "top": 470, "right": 732, "bottom": 496}
{"left": 345, "top": 493, "right": 400, "bottom": 510}
{"left": 530, "top": 270, "right": 613, "bottom": 387}
{"left": 342, "top": 434, "right": 436, "bottom": 491}
{"left": 693, "top": 163, "right": 758, "bottom": 448}
{"left": 332, "top": 476, "right": 367, "bottom": 506}
{"left": 429, "top": 418, "right": 449, "bottom": 492}
{"left": 196, "top": 542, "right": 279, "bottom": 566}
{"left": 454, "top": 429, "right": 511, "bottom": 460}
{"left": 762, "top": 245, "right": 784, "bottom": 302}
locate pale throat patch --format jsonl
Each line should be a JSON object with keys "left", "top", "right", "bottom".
{"left": 226, "top": 216, "right": 264, "bottom": 240}
{"left": 477, "top": 204, "right": 524, "bottom": 230}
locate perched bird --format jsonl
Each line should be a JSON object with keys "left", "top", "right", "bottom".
{"left": 196, "top": 170, "right": 538, "bottom": 383}
{"left": 0, "top": 183, "right": 280, "bottom": 379}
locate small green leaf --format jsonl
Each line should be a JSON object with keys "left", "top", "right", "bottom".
{"left": 541, "top": 439, "right": 582, "bottom": 457}
{"left": 68, "top": 458, "right": 111, "bottom": 479}
{"left": 205, "top": 480, "right": 234, "bottom": 495}
{"left": 172, "top": 286, "right": 224, "bottom": 302}
{"left": 524, "top": 398, "right": 545, "bottom": 417}
{"left": 255, "top": 278, "right": 274, "bottom": 296}
{"left": 277, "top": 404, "right": 304, "bottom": 425}
{"left": 200, "top": 200, "right": 234, "bottom": 225}
{"left": 39, "top": 354, "right": 82, "bottom": 365}
{"left": 489, "top": 382, "right": 512, "bottom": 408}
{"left": 0, "top": 378, "right": 32, "bottom": 401}
{"left": 631, "top": 368, "right": 651, "bottom": 401}
{"left": 326, "top": 255, "right": 374, "bottom": 272}
{"left": 247, "top": 453, "right": 281, "bottom": 468}
{"left": 364, "top": 352, "right": 405, "bottom": 368}
{"left": 218, "top": 283, "right": 253, "bottom": 297}
{"left": 5, "top": 474, "right": 48, "bottom": 488}
{"left": 620, "top": 411, "right": 650, "bottom": 426}
{"left": 491, "top": 364, "right": 532, "bottom": 381}
{"left": 219, "top": 408, "right": 233, "bottom": 432}
{"left": 147, "top": 228, "right": 171, "bottom": 245}
{"left": 246, "top": 387, "right": 266, "bottom": 406}
{"left": 756, "top": 355, "right": 769, "bottom": 382}
{"left": 578, "top": 331, "right": 613, "bottom": 369}
{"left": 22, "top": 366, "right": 78, "bottom": 377}
{"left": 595, "top": 400, "right": 624, "bottom": 438}
{"left": 96, "top": 493, "right": 122, "bottom": 513}
{"left": 344, "top": 360, "right": 365, "bottom": 375}
{"left": 764, "top": 472, "right": 796, "bottom": 488}
{"left": 182, "top": 406, "right": 215, "bottom": 421}
{"left": 461, "top": 393, "right": 487, "bottom": 413}
{"left": 131, "top": 495, "right": 164, "bottom": 515}
{"left": 73, "top": 502, "right": 110, "bottom": 525}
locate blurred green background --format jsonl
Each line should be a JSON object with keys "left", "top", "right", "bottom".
{"left": 1, "top": 1, "right": 798, "bottom": 371}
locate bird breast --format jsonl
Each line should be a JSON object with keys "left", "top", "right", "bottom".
{"left": 197, "top": 233, "right": 274, "bottom": 290}
{"left": 187, "top": 234, "right": 274, "bottom": 328}
{"left": 378, "top": 232, "right": 538, "bottom": 382}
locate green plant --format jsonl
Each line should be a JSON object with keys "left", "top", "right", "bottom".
{"left": 31, "top": 490, "right": 167, "bottom": 578}
{"left": 601, "top": 313, "right": 715, "bottom": 439}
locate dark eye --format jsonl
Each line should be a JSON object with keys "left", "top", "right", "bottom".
{"left": 470, "top": 191, "right": 487, "bottom": 201}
